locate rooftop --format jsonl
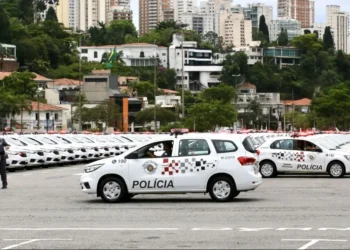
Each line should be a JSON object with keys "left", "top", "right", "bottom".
{"left": 283, "top": 98, "right": 311, "bottom": 106}
{"left": 53, "top": 78, "right": 80, "bottom": 86}
{"left": 238, "top": 82, "right": 256, "bottom": 89}
{"left": 31, "top": 101, "right": 67, "bottom": 111}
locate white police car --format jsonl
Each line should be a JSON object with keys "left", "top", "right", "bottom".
{"left": 80, "top": 129, "right": 262, "bottom": 203}
{"left": 258, "top": 137, "right": 350, "bottom": 178}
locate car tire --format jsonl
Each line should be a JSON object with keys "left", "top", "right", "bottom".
{"left": 209, "top": 176, "right": 237, "bottom": 202}
{"left": 99, "top": 177, "right": 126, "bottom": 203}
{"left": 259, "top": 161, "right": 277, "bottom": 178}
{"left": 328, "top": 161, "right": 345, "bottom": 178}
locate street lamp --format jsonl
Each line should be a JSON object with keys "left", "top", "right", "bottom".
{"left": 36, "top": 87, "right": 43, "bottom": 131}
{"left": 78, "top": 32, "right": 82, "bottom": 132}
{"left": 153, "top": 40, "right": 157, "bottom": 133}
{"left": 232, "top": 74, "right": 241, "bottom": 130}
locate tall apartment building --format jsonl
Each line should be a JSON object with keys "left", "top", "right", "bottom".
{"left": 269, "top": 19, "right": 301, "bottom": 42}
{"left": 277, "top": 0, "right": 315, "bottom": 28}
{"left": 139, "top": 0, "right": 172, "bottom": 35}
{"left": 173, "top": 0, "right": 194, "bottom": 23}
{"left": 79, "top": 0, "right": 107, "bottom": 31}
{"left": 247, "top": 3, "right": 273, "bottom": 29}
{"left": 301, "top": 24, "right": 334, "bottom": 39}
{"left": 327, "top": 5, "right": 349, "bottom": 53}
{"left": 57, "top": 0, "right": 80, "bottom": 31}
{"left": 220, "top": 13, "right": 252, "bottom": 47}
{"left": 106, "top": 6, "right": 133, "bottom": 23}
{"left": 180, "top": 12, "right": 213, "bottom": 34}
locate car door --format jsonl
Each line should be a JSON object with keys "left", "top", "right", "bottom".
{"left": 293, "top": 139, "right": 325, "bottom": 172}
{"left": 270, "top": 139, "right": 295, "bottom": 171}
{"left": 173, "top": 138, "right": 218, "bottom": 191}
{"left": 126, "top": 140, "right": 175, "bottom": 192}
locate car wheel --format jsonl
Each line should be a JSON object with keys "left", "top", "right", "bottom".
{"left": 99, "top": 177, "right": 126, "bottom": 203}
{"left": 329, "top": 162, "right": 345, "bottom": 178}
{"left": 259, "top": 161, "right": 277, "bottom": 178}
{"left": 209, "top": 176, "right": 236, "bottom": 202}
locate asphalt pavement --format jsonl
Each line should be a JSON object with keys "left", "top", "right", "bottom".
{"left": 1, "top": 164, "right": 350, "bottom": 249}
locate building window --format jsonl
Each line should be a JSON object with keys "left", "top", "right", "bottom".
{"left": 140, "top": 51, "right": 145, "bottom": 57}
{"left": 55, "top": 113, "right": 59, "bottom": 120}
{"left": 46, "top": 113, "right": 50, "bottom": 120}
{"left": 81, "top": 49, "right": 88, "bottom": 53}
{"left": 35, "top": 113, "right": 39, "bottom": 121}
{"left": 94, "top": 51, "right": 98, "bottom": 58}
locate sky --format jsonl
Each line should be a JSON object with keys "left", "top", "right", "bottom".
{"left": 131, "top": 0, "right": 350, "bottom": 31}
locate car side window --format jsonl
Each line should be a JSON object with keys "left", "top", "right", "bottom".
{"left": 179, "top": 139, "right": 210, "bottom": 156}
{"left": 127, "top": 140, "right": 174, "bottom": 159}
{"left": 212, "top": 140, "right": 238, "bottom": 153}
{"left": 270, "top": 139, "right": 293, "bottom": 150}
{"left": 294, "top": 140, "right": 322, "bottom": 152}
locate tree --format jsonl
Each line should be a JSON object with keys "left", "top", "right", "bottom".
{"left": 323, "top": 26, "right": 334, "bottom": 51}
{"left": 201, "top": 84, "right": 235, "bottom": 103}
{"left": 136, "top": 106, "right": 176, "bottom": 125}
{"left": 277, "top": 28, "right": 289, "bottom": 46}
{"left": 292, "top": 34, "right": 323, "bottom": 54}
{"left": 258, "top": 15, "right": 270, "bottom": 44}
{"left": 156, "top": 20, "right": 183, "bottom": 31}
{"left": 220, "top": 53, "right": 248, "bottom": 84}
{"left": 45, "top": 6, "right": 58, "bottom": 22}
{"left": 201, "top": 31, "right": 224, "bottom": 53}
{"left": 93, "top": 100, "right": 121, "bottom": 128}
{"left": 185, "top": 101, "right": 236, "bottom": 131}
{"left": 0, "top": 6, "right": 11, "bottom": 43}
{"left": 157, "top": 68, "right": 176, "bottom": 89}
{"left": 135, "top": 81, "right": 156, "bottom": 102}
{"left": 1, "top": 71, "right": 37, "bottom": 99}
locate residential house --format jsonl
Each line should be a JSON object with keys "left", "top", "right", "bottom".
{"left": 283, "top": 98, "right": 312, "bottom": 113}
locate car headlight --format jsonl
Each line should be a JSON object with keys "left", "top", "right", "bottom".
{"left": 344, "top": 155, "right": 350, "bottom": 161}
{"left": 84, "top": 164, "right": 104, "bottom": 173}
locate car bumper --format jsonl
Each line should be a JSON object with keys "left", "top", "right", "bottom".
{"left": 80, "top": 172, "right": 98, "bottom": 194}
{"left": 236, "top": 166, "right": 263, "bottom": 191}
{"left": 7, "top": 156, "right": 29, "bottom": 168}
{"left": 45, "top": 153, "right": 61, "bottom": 164}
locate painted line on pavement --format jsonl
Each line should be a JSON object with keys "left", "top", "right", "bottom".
{"left": 282, "top": 239, "right": 347, "bottom": 250}
{"left": 73, "top": 173, "right": 83, "bottom": 176}
{"left": 2, "top": 239, "right": 72, "bottom": 250}
{"left": 0, "top": 228, "right": 179, "bottom": 231}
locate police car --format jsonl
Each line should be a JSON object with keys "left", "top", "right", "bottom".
{"left": 258, "top": 137, "right": 350, "bottom": 178}
{"left": 80, "top": 129, "right": 262, "bottom": 203}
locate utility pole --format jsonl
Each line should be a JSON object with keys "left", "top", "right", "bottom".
{"left": 181, "top": 40, "right": 185, "bottom": 118}
{"left": 154, "top": 55, "right": 157, "bottom": 132}
{"left": 37, "top": 89, "right": 40, "bottom": 130}
{"left": 283, "top": 104, "right": 286, "bottom": 132}
{"left": 78, "top": 33, "right": 82, "bottom": 132}
{"left": 292, "top": 88, "right": 294, "bottom": 131}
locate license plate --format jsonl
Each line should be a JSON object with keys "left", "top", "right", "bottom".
{"left": 254, "top": 161, "right": 259, "bottom": 173}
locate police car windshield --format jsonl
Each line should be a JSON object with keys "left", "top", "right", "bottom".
{"left": 78, "top": 137, "right": 95, "bottom": 143}
{"left": 39, "top": 137, "right": 58, "bottom": 145}
{"left": 53, "top": 136, "right": 70, "bottom": 144}
{"left": 65, "top": 136, "right": 83, "bottom": 144}
{"left": 5, "top": 137, "right": 27, "bottom": 146}
{"left": 19, "top": 137, "right": 43, "bottom": 146}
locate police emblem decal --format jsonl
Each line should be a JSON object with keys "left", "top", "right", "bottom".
{"left": 143, "top": 161, "right": 158, "bottom": 174}
{"left": 307, "top": 153, "right": 316, "bottom": 160}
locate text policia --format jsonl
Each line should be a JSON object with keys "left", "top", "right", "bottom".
{"left": 132, "top": 179, "right": 174, "bottom": 189}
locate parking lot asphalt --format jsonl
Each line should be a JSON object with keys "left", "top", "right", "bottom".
{"left": 1, "top": 165, "right": 350, "bottom": 249}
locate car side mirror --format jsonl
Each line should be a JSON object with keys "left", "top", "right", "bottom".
{"left": 126, "top": 152, "right": 138, "bottom": 159}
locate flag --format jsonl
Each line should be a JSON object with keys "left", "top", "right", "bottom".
{"left": 105, "top": 47, "right": 117, "bottom": 68}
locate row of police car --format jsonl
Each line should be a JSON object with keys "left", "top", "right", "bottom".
{"left": 2, "top": 133, "right": 162, "bottom": 171}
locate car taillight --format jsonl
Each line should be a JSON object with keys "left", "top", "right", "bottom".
{"left": 237, "top": 156, "right": 256, "bottom": 166}
{"left": 256, "top": 150, "right": 260, "bottom": 156}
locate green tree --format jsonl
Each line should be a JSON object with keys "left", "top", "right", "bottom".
{"left": 135, "top": 81, "right": 156, "bottom": 103}
{"left": 220, "top": 53, "right": 248, "bottom": 84}
{"left": 0, "top": 6, "right": 11, "bottom": 43}
{"left": 323, "top": 26, "right": 335, "bottom": 51}
{"left": 93, "top": 100, "right": 121, "bottom": 128}
{"left": 292, "top": 33, "right": 323, "bottom": 54}
{"left": 277, "top": 28, "right": 289, "bottom": 46}
{"left": 45, "top": 6, "right": 58, "bottom": 22}
{"left": 201, "top": 84, "right": 235, "bottom": 103}
{"left": 136, "top": 106, "right": 176, "bottom": 125}
{"left": 1, "top": 71, "right": 37, "bottom": 99}
{"left": 258, "top": 15, "right": 270, "bottom": 44}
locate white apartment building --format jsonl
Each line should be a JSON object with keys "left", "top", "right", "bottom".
{"left": 79, "top": 0, "right": 107, "bottom": 31}
{"left": 180, "top": 12, "right": 213, "bottom": 34}
{"left": 327, "top": 5, "right": 349, "bottom": 53}
{"left": 301, "top": 23, "right": 334, "bottom": 39}
{"left": 247, "top": 3, "right": 273, "bottom": 28}
{"left": 78, "top": 43, "right": 168, "bottom": 68}
{"left": 169, "top": 34, "right": 222, "bottom": 91}
{"left": 269, "top": 19, "right": 302, "bottom": 42}
{"left": 174, "top": 0, "right": 195, "bottom": 23}
{"left": 220, "top": 13, "right": 252, "bottom": 47}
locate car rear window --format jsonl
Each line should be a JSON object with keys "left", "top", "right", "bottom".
{"left": 212, "top": 140, "right": 238, "bottom": 153}
{"left": 243, "top": 137, "right": 256, "bottom": 153}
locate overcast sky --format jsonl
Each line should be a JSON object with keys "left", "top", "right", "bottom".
{"left": 131, "top": 0, "right": 350, "bottom": 31}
